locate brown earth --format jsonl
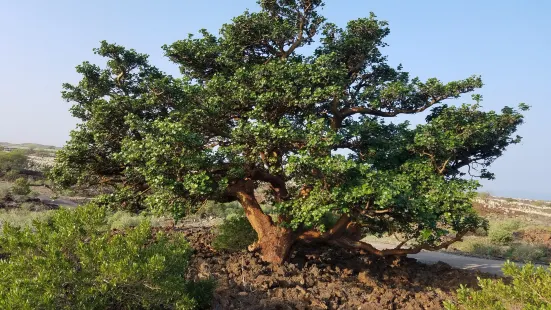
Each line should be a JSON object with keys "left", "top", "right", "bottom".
{"left": 517, "top": 228, "right": 551, "bottom": 248}
{"left": 173, "top": 227, "right": 498, "bottom": 310}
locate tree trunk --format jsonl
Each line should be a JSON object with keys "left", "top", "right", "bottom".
{"left": 235, "top": 188, "right": 295, "bottom": 264}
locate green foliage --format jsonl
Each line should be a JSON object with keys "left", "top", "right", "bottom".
{"left": 212, "top": 216, "right": 257, "bottom": 251}
{"left": 0, "top": 205, "right": 213, "bottom": 309}
{"left": 488, "top": 220, "right": 523, "bottom": 246}
{"left": 453, "top": 237, "right": 550, "bottom": 264}
{"left": 445, "top": 262, "right": 551, "bottom": 310}
{"left": 0, "top": 209, "right": 55, "bottom": 229}
{"left": 0, "top": 150, "right": 28, "bottom": 177}
{"left": 197, "top": 201, "right": 244, "bottom": 219}
{"left": 488, "top": 229, "right": 514, "bottom": 246}
{"left": 51, "top": 0, "right": 527, "bottom": 252}
{"left": 11, "top": 177, "right": 31, "bottom": 196}
{"left": 106, "top": 210, "right": 164, "bottom": 230}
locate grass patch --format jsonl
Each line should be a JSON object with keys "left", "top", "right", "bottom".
{"left": 0, "top": 208, "right": 56, "bottom": 230}
{"left": 454, "top": 238, "right": 549, "bottom": 263}
{"left": 106, "top": 210, "right": 165, "bottom": 230}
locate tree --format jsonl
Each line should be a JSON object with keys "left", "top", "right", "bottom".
{"left": 52, "top": 0, "right": 528, "bottom": 264}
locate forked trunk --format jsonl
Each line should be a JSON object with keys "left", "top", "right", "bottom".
{"left": 235, "top": 189, "right": 295, "bottom": 264}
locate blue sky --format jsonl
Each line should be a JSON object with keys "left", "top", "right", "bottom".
{"left": 0, "top": 0, "right": 549, "bottom": 199}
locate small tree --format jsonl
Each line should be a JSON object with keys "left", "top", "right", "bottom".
{"left": 51, "top": 0, "right": 528, "bottom": 263}
{"left": 445, "top": 262, "right": 551, "bottom": 310}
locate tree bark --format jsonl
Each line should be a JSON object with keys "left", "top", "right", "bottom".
{"left": 234, "top": 183, "right": 294, "bottom": 264}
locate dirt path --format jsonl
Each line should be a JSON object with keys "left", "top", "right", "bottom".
{"left": 370, "top": 242, "right": 545, "bottom": 275}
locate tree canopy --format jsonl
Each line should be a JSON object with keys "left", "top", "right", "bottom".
{"left": 51, "top": 0, "right": 528, "bottom": 263}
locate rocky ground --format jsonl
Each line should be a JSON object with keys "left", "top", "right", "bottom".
{"left": 175, "top": 227, "right": 497, "bottom": 310}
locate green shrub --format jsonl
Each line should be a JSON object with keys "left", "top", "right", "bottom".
{"left": 0, "top": 150, "right": 28, "bottom": 174}
{"left": 488, "top": 228, "right": 514, "bottom": 245}
{"left": 11, "top": 177, "right": 31, "bottom": 196}
{"left": 495, "top": 220, "right": 523, "bottom": 232}
{"left": 198, "top": 201, "right": 244, "bottom": 219}
{"left": 505, "top": 243, "right": 549, "bottom": 263}
{"left": 445, "top": 261, "right": 551, "bottom": 310}
{"left": 0, "top": 205, "right": 214, "bottom": 309}
{"left": 106, "top": 210, "right": 164, "bottom": 230}
{"left": 212, "top": 216, "right": 257, "bottom": 251}
{"left": 487, "top": 220, "right": 524, "bottom": 246}
{"left": 459, "top": 239, "right": 504, "bottom": 258}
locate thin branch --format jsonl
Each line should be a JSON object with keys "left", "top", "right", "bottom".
{"left": 340, "top": 95, "right": 445, "bottom": 118}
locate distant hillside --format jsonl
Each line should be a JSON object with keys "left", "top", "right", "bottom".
{"left": 474, "top": 195, "right": 551, "bottom": 223}
{"left": 0, "top": 142, "right": 59, "bottom": 151}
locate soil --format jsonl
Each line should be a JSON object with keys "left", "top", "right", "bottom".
{"left": 516, "top": 228, "right": 551, "bottom": 248}
{"left": 175, "top": 227, "right": 498, "bottom": 310}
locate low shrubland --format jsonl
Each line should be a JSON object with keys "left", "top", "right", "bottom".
{"left": 0, "top": 204, "right": 214, "bottom": 309}
{"left": 451, "top": 219, "right": 551, "bottom": 263}
{"left": 445, "top": 261, "right": 551, "bottom": 309}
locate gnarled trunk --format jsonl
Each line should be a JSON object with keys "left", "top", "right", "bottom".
{"left": 235, "top": 188, "right": 295, "bottom": 264}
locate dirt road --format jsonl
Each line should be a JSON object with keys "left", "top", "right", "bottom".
{"left": 370, "top": 242, "right": 545, "bottom": 275}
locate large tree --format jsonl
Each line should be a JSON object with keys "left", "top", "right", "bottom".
{"left": 52, "top": 0, "right": 528, "bottom": 263}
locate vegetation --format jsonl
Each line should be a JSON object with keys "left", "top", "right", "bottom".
{"left": 50, "top": 0, "right": 527, "bottom": 264}
{"left": 106, "top": 210, "right": 165, "bottom": 230}
{"left": 11, "top": 177, "right": 31, "bottom": 196}
{"left": 0, "top": 150, "right": 28, "bottom": 177}
{"left": 488, "top": 220, "right": 523, "bottom": 245}
{"left": 212, "top": 216, "right": 258, "bottom": 251}
{"left": 445, "top": 262, "right": 551, "bottom": 310}
{"left": 0, "top": 205, "right": 214, "bottom": 309}
{"left": 451, "top": 220, "right": 550, "bottom": 263}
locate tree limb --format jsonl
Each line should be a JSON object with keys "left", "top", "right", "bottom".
{"left": 329, "top": 231, "right": 467, "bottom": 256}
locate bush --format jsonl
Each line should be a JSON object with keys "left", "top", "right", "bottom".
{"left": 106, "top": 210, "right": 163, "bottom": 230}
{"left": 0, "top": 205, "right": 214, "bottom": 309}
{"left": 445, "top": 261, "right": 551, "bottom": 310}
{"left": 488, "top": 228, "right": 514, "bottom": 245}
{"left": 487, "top": 220, "right": 524, "bottom": 246}
{"left": 0, "top": 150, "right": 28, "bottom": 175}
{"left": 457, "top": 239, "right": 504, "bottom": 258}
{"left": 212, "top": 216, "right": 257, "bottom": 251}
{"left": 505, "top": 243, "right": 549, "bottom": 263}
{"left": 11, "top": 177, "right": 31, "bottom": 196}
{"left": 454, "top": 238, "right": 550, "bottom": 263}
{"left": 197, "top": 201, "right": 244, "bottom": 219}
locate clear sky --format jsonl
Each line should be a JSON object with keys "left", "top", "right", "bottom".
{"left": 0, "top": 0, "right": 549, "bottom": 199}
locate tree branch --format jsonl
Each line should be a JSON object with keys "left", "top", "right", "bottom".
{"left": 250, "top": 169, "right": 289, "bottom": 200}
{"left": 340, "top": 96, "right": 443, "bottom": 118}
{"left": 298, "top": 214, "right": 352, "bottom": 241}
{"left": 329, "top": 231, "right": 467, "bottom": 256}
